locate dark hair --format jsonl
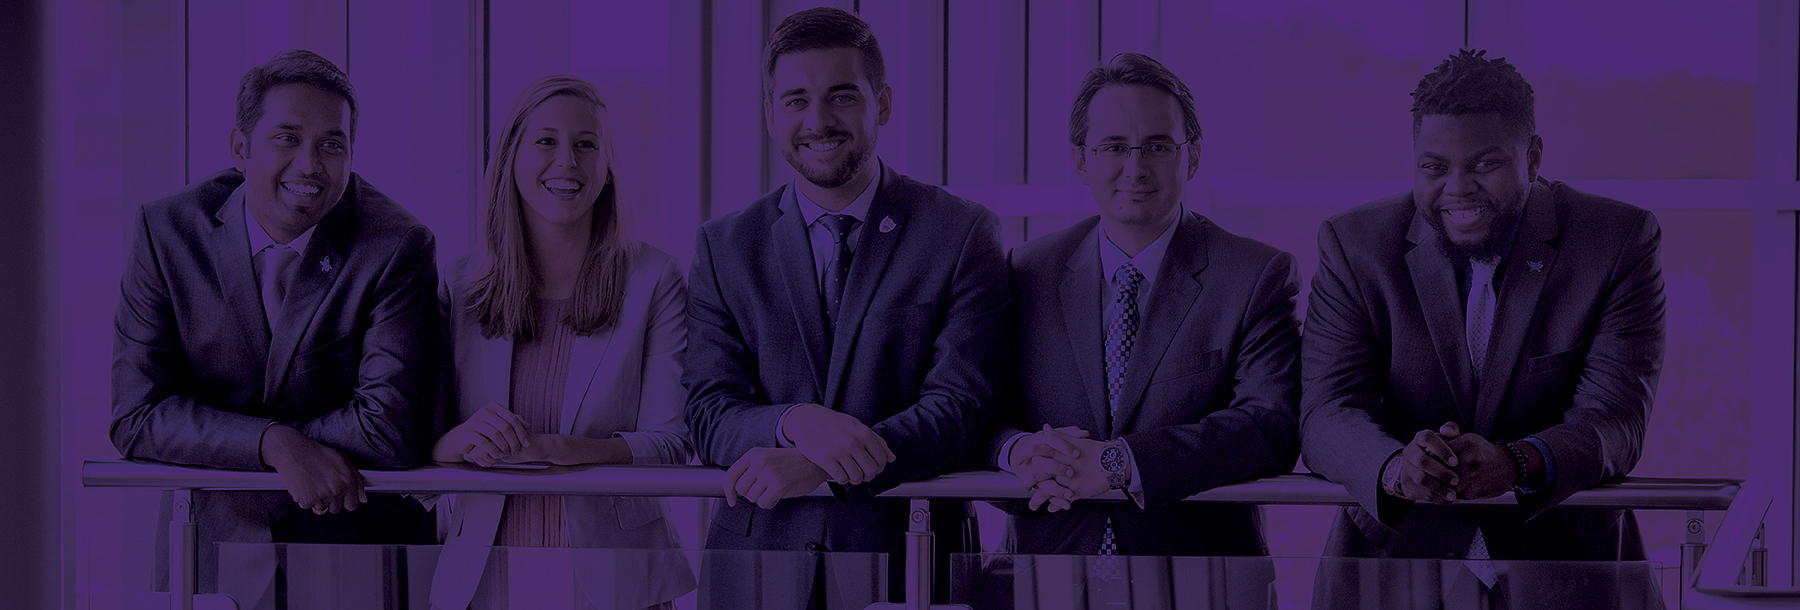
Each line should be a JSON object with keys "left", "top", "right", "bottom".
{"left": 1410, "top": 49, "right": 1535, "bottom": 140}
{"left": 235, "top": 49, "right": 358, "bottom": 139}
{"left": 763, "top": 7, "right": 886, "bottom": 101}
{"left": 1068, "top": 52, "right": 1202, "bottom": 146}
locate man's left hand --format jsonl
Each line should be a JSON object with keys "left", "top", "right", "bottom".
{"left": 1041, "top": 437, "right": 1115, "bottom": 509}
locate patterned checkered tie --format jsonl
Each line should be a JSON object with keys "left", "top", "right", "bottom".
{"left": 1098, "top": 264, "right": 1142, "bottom": 564}
{"left": 1464, "top": 258, "right": 1499, "bottom": 588}
{"left": 822, "top": 214, "right": 857, "bottom": 325}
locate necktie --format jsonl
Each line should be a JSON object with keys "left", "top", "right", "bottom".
{"left": 1104, "top": 262, "right": 1144, "bottom": 426}
{"left": 258, "top": 244, "right": 300, "bottom": 331}
{"left": 1464, "top": 258, "right": 1499, "bottom": 588}
{"left": 821, "top": 214, "right": 857, "bottom": 326}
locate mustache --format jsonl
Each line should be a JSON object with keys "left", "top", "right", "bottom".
{"left": 794, "top": 129, "right": 852, "bottom": 145}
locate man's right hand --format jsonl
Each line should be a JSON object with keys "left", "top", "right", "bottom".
{"left": 1007, "top": 425, "right": 1090, "bottom": 511}
{"left": 1387, "top": 423, "right": 1463, "bottom": 504}
{"left": 779, "top": 403, "right": 895, "bottom": 485}
{"left": 260, "top": 424, "right": 366, "bottom": 514}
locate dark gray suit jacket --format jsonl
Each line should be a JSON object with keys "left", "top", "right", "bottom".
{"left": 997, "top": 211, "right": 1301, "bottom": 557}
{"left": 684, "top": 165, "right": 1006, "bottom": 601}
{"left": 1301, "top": 177, "right": 1665, "bottom": 561}
{"left": 109, "top": 169, "right": 439, "bottom": 592}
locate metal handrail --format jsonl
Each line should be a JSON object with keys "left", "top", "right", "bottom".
{"left": 80, "top": 459, "right": 1743, "bottom": 509}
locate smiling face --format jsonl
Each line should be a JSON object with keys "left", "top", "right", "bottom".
{"left": 511, "top": 94, "right": 607, "bottom": 231}
{"left": 1412, "top": 112, "right": 1542, "bottom": 260}
{"left": 766, "top": 46, "right": 891, "bottom": 196}
{"left": 231, "top": 83, "right": 353, "bottom": 244}
{"left": 1073, "top": 84, "right": 1199, "bottom": 235}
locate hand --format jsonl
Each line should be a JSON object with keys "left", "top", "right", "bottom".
{"left": 1009, "top": 425, "right": 1089, "bottom": 512}
{"left": 779, "top": 403, "right": 895, "bottom": 485}
{"left": 260, "top": 425, "right": 366, "bottom": 514}
{"left": 1042, "top": 437, "right": 1114, "bottom": 508}
{"left": 1442, "top": 423, "right": 1518, "bottom": 500}
{"left": 432, "top": 401, "right": 532, "bottom": 467}
{"left": 501, "top": 432, "right": 556, "bottom": 464}
{"left": 723, "top": 447, "right": 831, "bottom": 509}
{"left": 1388, "top": 423, "right": 1463, "bottom": 504}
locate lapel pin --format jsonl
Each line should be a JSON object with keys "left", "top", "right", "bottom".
{"left": 319, "top": 257, "right": 332, "bottom": 273}
{"left": 1527, "top": 260, "right": 1543, "bottom": 272}
{"left": 878, "top": 216, "right": 897, "bottom": 233}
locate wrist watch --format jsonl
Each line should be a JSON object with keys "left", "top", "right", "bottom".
{"left": 1100, "top": 439, "right": 1130, "bottom": 490}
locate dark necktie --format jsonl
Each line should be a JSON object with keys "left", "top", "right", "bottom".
{"left": 1464, "top": 258, "right": 1498, "bottom": 587}
{"left": 822, "top": 214, "right": 857, "bottom": 325}
{"left": 258, "top": 244, "right": 299, "bottom": 331}
{"left": 1105, "top": 262, "right": 1144, "bottom": 428}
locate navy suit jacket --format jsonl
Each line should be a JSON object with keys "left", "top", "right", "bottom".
{"left": 1301, "top": 177, "right": 1665, "bottom": 561}
{"left": 684, "top": 164, "right": 1008, "bottom": 553}
{"left": 997, "top": 212, "right": 1301, "bottom": 557}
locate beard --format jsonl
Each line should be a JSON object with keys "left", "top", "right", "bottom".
{"left": 783, "top": 131, "right": 872, "bottom": 189}
{"left": 1432, "top": 191, "right": 1526, "bottom": 263}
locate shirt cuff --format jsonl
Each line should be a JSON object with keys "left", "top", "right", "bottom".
{"left": 996, "top": 432, "right": 1029, "bottom": 473}
{"left": 1122, "top": 440, "right": 1146, "bottom": 508}
{"left": 1519, "top": 436, "right": 1557, "bottom": 495}
{"left": 775, "top": 404, "right": 802, "bottom": 448}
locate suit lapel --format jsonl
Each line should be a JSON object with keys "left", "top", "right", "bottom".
{"left": 265, "top": 205, "right": 347, "bottom": 402}
{"left": 1406, "top": 211, "right": 1478, "bottom": 422}
{"left": 1475, "top": 181, "right": 1559, "bottom": 435}
{"left": 208, "top": 191, "right": 273, "bottom": 357}
{"left": 559, "top": 331, "right": 614, "bottom": 435}
{"left": 1056, "top": 221, "right": 1109, "bottom": 435}
{"left": 1113, "top": 213, "right": 1207, "bottom": 438}
{"left": 824, "top": 168, "right": 905, "bottom": 408}
{"left": 773, "top": 186, "right": 832, "bottom": 402}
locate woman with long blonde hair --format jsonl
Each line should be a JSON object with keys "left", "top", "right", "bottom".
{"left": 429, "top": 75, "right": 694, "bottom": 610}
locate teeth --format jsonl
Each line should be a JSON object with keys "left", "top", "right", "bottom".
{"left": 283, "top": 182, "right": 321, "bottom": 196}
{"left": 805, "top": 140, "right": 841, "bottom": 152}
{"left": 1445, "top": 209, "right": 1482, "bottom": 221}
{"left": 544, "top": 179, "right": 582, "bottom": 192}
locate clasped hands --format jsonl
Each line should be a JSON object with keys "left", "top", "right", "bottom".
{"left": 1385, "top": 422, "right": 1518, "bottom": 504}
{"left": 433, "top": 401, "right": 561, "bottom": 467}
{"left": 723, "top": 403, "right": 895, "bottom": 510}
{"left": 1007, "top": 425, "right": 1116, "bottom": 512}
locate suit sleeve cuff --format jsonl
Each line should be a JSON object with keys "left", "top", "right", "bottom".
{"left": 775, "top": 404, "right": 801, "bottom": 448}
{"left": 1519, "top": 436, "right": 1557, "bottom": 495}
{"left": 1123, "top": 439, "right": 1146, "bottom": 509}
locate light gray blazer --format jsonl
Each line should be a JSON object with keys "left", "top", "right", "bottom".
{"left": 429, "top": 243, "right": 696, "bottom": 610}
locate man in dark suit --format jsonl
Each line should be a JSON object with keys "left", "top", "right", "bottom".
{"left": 1301, "top": 50, "right": 1666, "bottom": 608}
{"left": 684, "top": 7, "right": 1007, "bottom": 608}
{"left": 991, "top": 52, "right": 1297, "bottom": 609}
{"left": 110, "top": 50, "right": 439, "bottom": 608}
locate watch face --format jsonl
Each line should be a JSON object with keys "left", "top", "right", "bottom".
{"left": 1101, "top": 445, "right": 1127, "bottom": 473}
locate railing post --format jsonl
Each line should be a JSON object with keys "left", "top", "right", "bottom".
{"left": 1682, "top": 509, "right": 1707, "bottom": 607}
{"left": 908, "top": 498, "right": 933, "bottom": 610}
{"left": 171, "top": 489, "right": 196, "bottom": 610}
{"left": 1750, "top": 524, "right": 1769, "bottom": 586}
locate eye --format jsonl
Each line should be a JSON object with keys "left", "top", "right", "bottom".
{"left": 575, "top": 139, "right": 598, "bottom": 150}
{"left": 1474, "top": 159, "right": 1506, "bottom": 171}
{"left": 534, "top": 136, "right": 556, "bottom": 147}
{"left": 1419, "top": 163, "right": 1447, "bottom": 174}
{"left": 1144, "top": 143, "right": 1176, "bottom": 155}
{"left": 1096, "top": 143, "right": 1128, "bottom": 155}
{"left": 321, "top": 140, "right": 346, "bottom": 154}
{"left": 783, "top": 97, "right": 806, "bottom": 109}
{"left": 830, "top": 93, "right": 857, "bottom": 104}
{"left": 273, "top": 133, "right": 299, "bottom": 145}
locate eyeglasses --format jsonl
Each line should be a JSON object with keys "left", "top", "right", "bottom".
{"left": 1083, "top": 138, "right": 1194, "bottom": 161}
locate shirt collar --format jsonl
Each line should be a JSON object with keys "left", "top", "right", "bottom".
{"left": 794, "top": 160, "right": 882, "bottom": 226}
{"left": 1098, "top": 205, "right": 1184, "bottom": 285}
{"left": 240, "top": 187, "right": 316, "bottom": 257}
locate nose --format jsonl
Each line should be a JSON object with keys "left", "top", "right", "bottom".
{"left": 802, "top": 99, "right": 833, "bottom": 133}
{"left": 293, "top": 143, "right": 320, "bottom": 175}
{"left": 1120, "top": 148, "right": 1147, "bottom": 179}
{"left": 1444, "top": 167, "right": 1477, "bottom": 197}
{"left": 554, "top": 142, "right": 578, "bottom": 169}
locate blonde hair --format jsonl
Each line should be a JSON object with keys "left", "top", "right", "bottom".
{"left": 466, "top": 75, "right": 637, "bottom": 341}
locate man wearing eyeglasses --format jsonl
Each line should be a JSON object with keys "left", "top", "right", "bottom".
{"left": 988, "top": 52, "right": 1298, "bottom": 605}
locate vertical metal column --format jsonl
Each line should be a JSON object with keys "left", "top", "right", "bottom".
{"left": 908, "top": 499, "right": 933, "bottom": 610}
{"left": 1682, "top": 510, "right": 1708, "bottom": 607}
{"left": 1750, "top": 524, "right": 1769, "bottom": 586}
{"left": 171, "top": 489, "right": 196, "bottom": 610}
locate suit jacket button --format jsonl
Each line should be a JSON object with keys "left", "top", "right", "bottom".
{"left": 805, "top": 542, "right": 820, "bottom": 552}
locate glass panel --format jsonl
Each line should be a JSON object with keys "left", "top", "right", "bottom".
{"left": 952, "top": 554, "right": 1667, "bottom": 609}
{"left": 1512, "top": 0, "right": 1756, "bottom": 179}
{"left": 207, "top": 545, "right": 888, "bottom": 610}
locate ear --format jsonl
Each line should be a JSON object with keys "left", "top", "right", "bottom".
{"left": 875, "top": 84, "right": 893, "bottom": 126}
{"left": 1071, "top": 146, "right": 1090, "bottom": 186}
{"left": 229, "top": 128, "right": 250, "bottom": 173}
{"left": 764, "top": 97, "right": 777, "bottom": 142}
{"left": 1525, "top": 134, "right": 1543, "bottom": 182}
{"left": 1185, "top": 141, "right": 1201, "bottom": 181}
